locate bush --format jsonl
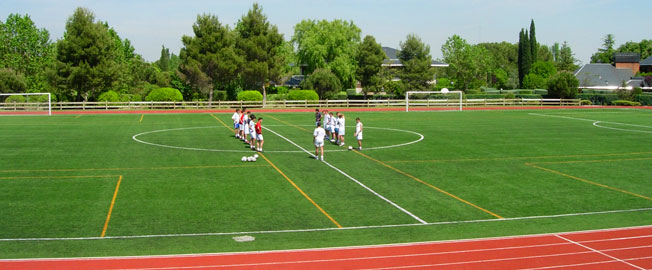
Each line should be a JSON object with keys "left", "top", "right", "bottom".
{"left": 4, "top": 95, "right": 25, "bottom": 103}
{"left": 0, "top": 68, "right": 27, "bottom": 93}
{"left": 237, "top": 90, "right": 263, "bottom": 101}
{"left": 464, "top": 88, "right": 481, "bottom": 94}
{"left": 580, "top": 100, "right": 592, "bottom": 105}
{"left": 577, "top": 94, "right": 618, "bottom": 105}
{"left": 267, "top": 94, "right": 289, "bottom": 101}
{"left": 301, "top": 68, "right": 342, "bottom": 99}
{"left": 611, "top": 100, "right": 641, "bottom": 106}
{"left": 214, "top": 91, "right": 227, "bottom": 101}
{"left": 346, "top": 89, "right": 357, "bottom": 96}
{"left": 635, "top": 93, "right": 652, "bottom": 105}
{"left": 547, "top": 72, "right": 579, "bottom": 98}
{"left": 98, "top": 90, "right": 121, "bottom": 102}
{"left": 145, "top": 88, "right": 184, "bottom": 101}
{"left": 533, "top": 89, "right": 548, "bottom": 95}
{"left": 288, "top": 90, "right": 319, "bottom": 100}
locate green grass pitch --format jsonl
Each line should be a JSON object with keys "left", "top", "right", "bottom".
{"left": 1, "top": 108, "right": 651, "bottom": 258}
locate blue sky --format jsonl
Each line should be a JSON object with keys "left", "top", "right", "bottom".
{"left": 2, "top": 0, "right": 651, "bottom": 63}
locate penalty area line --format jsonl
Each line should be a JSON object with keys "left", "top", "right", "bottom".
{"left": 0, "top": 207, "right": 650, "bottom": 242}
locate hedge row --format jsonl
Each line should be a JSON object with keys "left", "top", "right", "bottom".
{"left": 578, "top": 93, "right": 652, "bottom": 105}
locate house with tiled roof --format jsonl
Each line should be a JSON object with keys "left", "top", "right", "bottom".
{"left": 641, "top": 55, "right": 652, "bottom": 73}
{"left": 382, "top": 47, "right": 449, "bottom": 67}
{"left": 575, "top": 52, "right": 650, "bottom": 90}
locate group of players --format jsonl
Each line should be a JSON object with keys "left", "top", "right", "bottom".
{"left": 313, "top": 109, "right": 363, "bottom": 161}
{"left": 230, "top": 108, "right": 363, "bottom": 161}
{"left": 231, "top": 109, "right": 264, "bottom": 152}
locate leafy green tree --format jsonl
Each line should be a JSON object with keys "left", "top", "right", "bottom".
{"left": 547, "top": 71, "right": 579, "bottom": 98}
{"left": 399, "top": 34, "right": 436, "bottom": 90}
{"left": 55, "top": 7, "right": 118, "bottom": 101}
{"left": 478, "top": 42, "right": 518, "bottom": 89}
{"left": 441, "top": 35, "right": 491, "bottom": 90}
{"left": 523, "top": 61, "right": 556, "bottom": 89}
{"left": 179, "top": 14, "right": 241, "bottom": 104}
{"left": 556, "top": 41, "right": 579, "bottom": 72}
{"left": 292, "top": 19, "right": 360, "bottom": 88}
{"left": 590, "top": 34, "right": 616, "bottom": 64}
{"left": 0, "top": 68, "right": 27, "bottom": 93}
{"left": 156, "top": 46, "right": 171, "bottom": 71}
{"left": 235, "top": 3, "right": 285, "bottom": 106}
{"left": 530, "top": 19, "right": 538, "bottom": 63}
{"left": 617, "top": 39, "right": 652, "bottom": 60}
{"left": 356, "top": 35, "right": 386, "bottom": 94}
{"left": 301, "top": 68, "right": 342, "bottom": 98}
{"left": 538, "top": 45, "right": 554, "bottom": 62}
{"left": 0, "top": 14, "right": 54, "bottom": 91}
{"left": 518, "top": 29, "right": 532, "bottom": 87}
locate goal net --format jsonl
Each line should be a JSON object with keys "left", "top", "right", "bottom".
{"left": 405, "top": 90, "right": 463, "bottom": 112}
{"left": 0, "top": 93, "right": 52, "bottom": 116}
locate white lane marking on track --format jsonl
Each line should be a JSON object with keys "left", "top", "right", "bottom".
{"left": 1, "top": 208, "right": 650, "bottom": 242}
{"left": 263, "top": 126, "right": 427, "bottom": 224}
{"left": 555, "top": 234, "right": 646, "bottom": 270}
{"left": 517, "top": 256, "right": 652, "bottom": 270}
{"left": 132, "top": 126, "right": 424, "bottom": 153}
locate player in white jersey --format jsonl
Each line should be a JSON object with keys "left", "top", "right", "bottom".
{"left": 337, "top": 114, "right": 345, "bottom": 146}
{"left": 232, "top": 109, "right": 241, "bottom": 138}
{"left": 313, "top": 122, "right": 326, "bottom": 161}
{"left": 323, "top": 110, "right": 331, "bottom": 140}
{"left": 328, "top": 112, "right": 336, "bottom": 142}
{"left": 241, "top": 111, "right": 250, "bottom": 142}
{"left": 354, "top": 117, "right": 363, "bottom": 150}
{"left": 248, "top": 115, "right": 257, "bottom": 150}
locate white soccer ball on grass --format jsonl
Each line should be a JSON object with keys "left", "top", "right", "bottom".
{"left": 241, "top": 156, "right": 247, "bottom": 162}
{"left": 348, "top": 146, "right": 353, "bottom": 150}
{"left": 253, "top": 154, "right": 259, "bottom": 159}
{"left": 247, "top": 157, "right": 254, "bottom": 162}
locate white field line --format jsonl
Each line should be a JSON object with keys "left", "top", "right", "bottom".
{"left": 132, "top": 126, "right": 424, "bottom": 153}
{"left": 263, "top": 126, "right": 427, "bottom": 224}
{"left": 1, "top": 207, "right": 650, "bottom": 242}
{"left": 593, "top": 121, "right": 652, "bottom": 134}
{"left": 555, "top": 234, "right": 646, "bottom": 270}
{"left": 529, "top": 113, "right": 652, "bottom": 134}
{"left": 103, "top": 245, "right": 652, "bottom": 270}
{"left": 3, "top": 226, "right": 651, "bottom": 263}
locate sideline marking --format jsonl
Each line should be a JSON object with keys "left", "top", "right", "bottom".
{"left": 211, "top": 113, "right": 342, "bottom": 228}
{"left": 593, "top": 121, "right": 652, "bottom": 134}
{"left": 132, "top": 126, "right": 423, "bottom": 153}
{"left": 101, "top": 175, "right": 123, "bottom": 237}
{"left": 555, "top": 234, "right": 646, "bottom": 270}
{"left": 0, "top": 208, "right": 649, "bottom": 241}
{"left": 530, "top": 112, "right": 652, "bottom": 134}
{"left": 355, "top": 151, "right": 503, "bottom": 219}
{"left": 139, "top": 114, "right": 144, "bottom": 123}
{"left": 526, "top": 163, "right": 651, "bottom": 201}
{"left": 0, "top": 175, "right": 120, "bottom": 180}
{"left": 0, "top": 164, "right": 269, "bottom": 173}
{"left": 263, "top": 125, "right": 427, "bottom": 224}
{"left": 259, "top": 153, "right": 342, "bottom": 228}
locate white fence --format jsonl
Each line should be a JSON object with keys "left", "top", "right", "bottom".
{"left": 0, "top": 98, "right": 581, "bottom": 112}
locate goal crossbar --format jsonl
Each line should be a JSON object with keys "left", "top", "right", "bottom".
{"left": 0, "top": 93, "right": 52, "bottom": 116}
{"left": 405, "top": 91, "right": 463, "bottom": 112}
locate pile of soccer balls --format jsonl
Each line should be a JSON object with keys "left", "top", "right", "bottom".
{"left": 241, "top": 154, "right": 259, "bottom": 162}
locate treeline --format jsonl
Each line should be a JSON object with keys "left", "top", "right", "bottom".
{"left": 1, "top": 4, "right": 644, "bottom": 102}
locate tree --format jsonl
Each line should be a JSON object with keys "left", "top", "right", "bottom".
{"left": 292, "top": 19, "right": 361, "bottom": 88}
{"left": 478, "top": 42, "right": 518, "bottom": 89}
{"left": 356, "top": 35, "right": 386, "bottom": 95}
{"left": 556, "top": 41, "right": 579, "bottom": 72}
{"left": 0, "top": 14, "right": 54, "bottom": 91}
{"left": 179, "top": 14, "right": 241, "bottom": 104}
{"left": 518, "top": 29, "right": 532, "bottom": 87}
{"left": 398, "top": 34, "right": 436, "bottom": 91}
{"left": 55, "top": 8, "right": 118, "bottom": 101}
{"left": 551, "top": 42, "right": 560, "bottom": 63}
{"left": 0, "top": 68, "right": 27, "bottom": 93}
{"left": 617, "top": 39, "right": 652, "bottom": 60}
{"left": 522, "top": 61, "right": 557, "bottom": 89}
{"left": 301, "top": 68, "right": 342, "bottom": 98}
{"left": 235, "top": 3, "right": 285, "bottom": 106}
{"left": 441, "top": 35, "right": 491, "bottom": 90}
{"left": 156, "top": 46, "right": 171, "bottom": 71}
{"left": 530, "top": 19, "right": 538, "bottom": 63}
{"left": 547, "top": 71, "right": 579, "bottom": 98}
{"left": 590, "top": 34, "right": 616, "bottom": 64}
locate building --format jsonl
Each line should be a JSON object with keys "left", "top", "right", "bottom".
{"left": 641, "top": 55, "right": 652, "bottom": 73}
{"left": 575, "top": 52, "right": 650, "bottom": 90}
{"left": 613, "top": 52, "right": 640, "bottom": 74}
{"left": 381, "top": 47, "right": 449, "bottom": 68}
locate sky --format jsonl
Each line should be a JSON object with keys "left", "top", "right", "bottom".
{"left": 2, "top": 0, "right": 651, "bottom": 64}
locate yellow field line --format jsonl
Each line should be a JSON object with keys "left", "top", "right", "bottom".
{"left": 385, "top": 151, "right": 652, "bottom": 164}
{"left": 139, "top": 114, "right": 144, "bottom": 123}
{"left": 210, "top": 113, "right": 233, "bottom": 131}
{"left": 101, "top": 175, "right": 123, "bottom": 237}
{"left": 354, "top": 151, "right": 504, "bottom": 219}
{"left": 0, "top": 164, "right": 269, "bottom": 173}
{"left": 526, "top": 163, "right": 651, "bottom": 201}
{"left": 75, "top": 115, "right": 81, "bottom": 119}
{"left": 264, "top": 114, "right": 311, "bottom": 132}
{"left": 527, "top": 157, "right": 652, "bottom": 165}
{"left": 259, "top": 153, "right": 342, "bottom": 228}
{"left": 0, "top": 175, "right": 119, "bottom": 180}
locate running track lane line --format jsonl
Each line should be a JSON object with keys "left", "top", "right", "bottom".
{"left": 554, "top": 234, "right": 646, "bottom": 270}
{"left": 263, "top": 125, "right": 428, "bottom": 224}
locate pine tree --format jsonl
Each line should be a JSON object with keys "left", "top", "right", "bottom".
{"left": 517, "top": 29, "right": 532, "bottom": 87}
{"left": 530, "top": 19, "right": 537, "bottom": 63}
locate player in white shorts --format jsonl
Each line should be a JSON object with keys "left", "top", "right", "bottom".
{"left": 322, "top": 110, "right": 330, "bottom": 140}
{"left": 313, "top": 122, "right": 326, "bottom": 161}
{"left": 328, "top": 112, "right": 336, "bottom": 142}
{"left": 248, "top": 115, "right": 257, "bottom": 150}
{"left": 337, "top": 113, "right": 345, "bottom": 146}
{"left": 255, "top": 118, "right": 264, "bottom": 152}
{"left": 232, "top": 109, "right": 241, "bottom": 138}
{"left": 242, "top": 111, "right": 250, "bottom": 142}
{"left": 354, "top": 117, "right": 363, "bottom": 150}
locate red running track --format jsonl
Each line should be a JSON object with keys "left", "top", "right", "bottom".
{"left": 2, "top": 225, "right": 651, "bottom": 270}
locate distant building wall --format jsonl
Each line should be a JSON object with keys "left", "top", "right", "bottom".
{"left": 615, "top": 62, "right": 640, "bottom": 74}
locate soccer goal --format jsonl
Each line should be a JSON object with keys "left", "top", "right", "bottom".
{"left": 405, "top": 90, "right": 463, "bottom": 112}
{"left": 0, "top": 93, "right": 52, "bottom": 116}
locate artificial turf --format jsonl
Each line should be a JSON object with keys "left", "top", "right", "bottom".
{"left": 0, "top": 108, "right": 651, "bottom": 258}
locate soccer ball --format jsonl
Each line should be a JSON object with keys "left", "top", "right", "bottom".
{"left": 251, "top": 157, "right": 257, "bottom": 162}
{"left": 441, "top": 88, "right": 449, "bottom": 94}
{"left": 241, "top": 156, "right": 247, "bottom": 162}
{"left": 247, "top": 157, "right": 254, "bottom": 162}
{"left": 348, "top": 146, "right": 353, "bottom": 150}
{"left": 253, "top": 154, "right": 259, "bottom": 159}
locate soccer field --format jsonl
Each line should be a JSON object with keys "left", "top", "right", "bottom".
{"left": 1, "top": 108, "right": 652, "bottom": 258}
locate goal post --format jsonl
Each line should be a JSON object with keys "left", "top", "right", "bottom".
{"left": 405, "top": 90, "right": 463, "bottom": 112}
{"left": 0, "top": 93, "right": 52, "bottom": 116}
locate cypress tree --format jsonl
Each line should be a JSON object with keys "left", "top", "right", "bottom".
{"left": 530, "top": 19, "right": 537, "bottom": 62}
{"left": 518, "top": 29, "right": 532, "bottom": 87}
